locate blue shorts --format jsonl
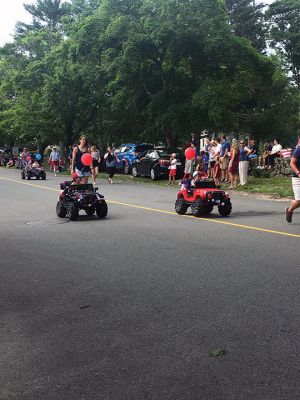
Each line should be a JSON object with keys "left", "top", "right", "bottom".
{"left": 75, "top": 168, "right": 90, "bottom": 177}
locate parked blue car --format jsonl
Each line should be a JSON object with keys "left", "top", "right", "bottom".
{"left": 115, "top": 143, "right": 154, "bottom": 174}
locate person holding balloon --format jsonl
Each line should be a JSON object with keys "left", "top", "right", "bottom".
{"left": 19, "top": 148, "right": 30, "bottom": 169}
{"left": 184, "top": 145, "right": 196, "bottom": 175}
{"left": 71, "top": 134, "right": 94, "bottom": 184}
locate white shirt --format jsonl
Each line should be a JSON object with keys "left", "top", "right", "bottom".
{"left": 215, "top": 143, "right": 222, "bottom": 156}
{"left": 170, "top": 159, "right": 177, "bottom": 170}
{"left": 271, "top": 144, "right": 282, "bottom": 154}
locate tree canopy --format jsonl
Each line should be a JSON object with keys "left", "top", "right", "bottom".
{"left": 0, "top": 0, "right": 298, "bottom": 148}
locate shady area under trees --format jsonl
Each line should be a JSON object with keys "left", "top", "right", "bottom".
{"left": 0, "top": 0, "right": 299, "bottom": 152}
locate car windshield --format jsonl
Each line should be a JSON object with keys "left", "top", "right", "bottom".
{"left": 135, "top": 145, "right": 153, "bottom": 153}
{"left": 156, "top": 148, "right": 184, "bottom": 157}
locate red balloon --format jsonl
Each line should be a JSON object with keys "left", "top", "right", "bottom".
{"left": 26, "top": 155, "right": 31, "bottom": 161}
{"left": 185, "top": 147, "right": 195, "bottom": 160}
{"left": 81, "top": 153, "right": 93, "bottom": 166}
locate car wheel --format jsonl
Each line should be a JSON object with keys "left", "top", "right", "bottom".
{"left": 96, "top": 201, "right": 108, "bottom": 219}
{"left": 175, "top": 198, "right": 188, "bottom": 215}
{"left": 124, "top": 163, "right": 131, "bottom": 175}
{"left": 56, "top": 201, "right": 67, "bottom": 218}
{"left": 218, "top": 200, "right": 232, "bottom": 217}
{"left": 85, "top": 207, "right": 95, "bottom": 216}
{"left": 66, "top": 203, "right": 79, "bottom": 221}
{"left": 150, "top": 168, "right": 158, "bottom": 181}
{"left": 132, "top": 166, "right": 138, "bottom": 177}
{"left": 191, "top": 199, "right": 206, "bottom": 217}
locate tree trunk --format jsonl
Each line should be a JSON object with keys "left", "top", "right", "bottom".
{"left": 164, "top": 126, "right": 177, "bottom": 147}
{"left": 65, "top": 122, "right": 74, "bottom": 147}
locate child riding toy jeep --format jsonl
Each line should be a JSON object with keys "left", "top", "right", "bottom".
{"left": 56, "top": 181, "right": 108, "bottom": 221}
{"left": 175, "top": 179, "right": 232, "bottom": 217}
{"left": 21, "top": 161, "right": 46, "bottom": 180}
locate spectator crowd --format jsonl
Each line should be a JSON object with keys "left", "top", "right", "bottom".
{"left": 182, "top": 136, "right": 286, "bottom": 188}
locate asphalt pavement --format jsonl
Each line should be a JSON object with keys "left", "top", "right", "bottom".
{"left": 0, "top": 168, "right": 300, "bottom": 400}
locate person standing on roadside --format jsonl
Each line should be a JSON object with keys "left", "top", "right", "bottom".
{"left": 219, "top": 134, "right": 230, "bottom": 183}
{"left": 238, "top": 140, "right": 252, "bottom": 186}
{"left": 285, "top": 146, "right": 300, "bottom": 223}
{"left": 49, "top": 146, "right": 60, "bottom": 177}
{"left": 71, "top": 135, "right": 93, "bottom": 184}
{"left": 228, "top": 139, "right": 240, "bottom": 188}
{"left": 104, "top": 146, "right": 118, "bottom": 184}
{"left": 168, "top": 153, "right": 177, "bottom": 186}
{"left": 208, "top": 139, "right": 216, "bottom": 178}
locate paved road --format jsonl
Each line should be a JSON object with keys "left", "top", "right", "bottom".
{"left": 0, "top": 168, "right": 299, "bottom": 400}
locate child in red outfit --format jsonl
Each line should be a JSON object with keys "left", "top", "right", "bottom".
{"left": 168, "top": 153, "right": 177, "bottom": 186}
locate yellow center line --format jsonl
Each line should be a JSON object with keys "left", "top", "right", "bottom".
{"left": 1, "top": 176, "right": 299, "bottom": 239}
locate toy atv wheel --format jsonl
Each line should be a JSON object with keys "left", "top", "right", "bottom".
{"left": 175, "top": 198, "right": 188, "bottom": 215}
{"left": 205, "top": 204, "right": 214, "bottom": 214}
{"left": 56, "top": 201, "right": 67, "bottom": 218}
{"left": 96, "top": 201, "right": 108, "bottom": 219}
{"left": 41, "top": 172, "right": 46, "bottom": 180}
{"left": 218, "top": 200, "right": 232, "bottom": 217}
{"left": 66, "top": 203, "right": 79, "bottom": 221}
{"left": 191, "top": 199, "right": 206, "bottom": 217}
{"left": 132, "top": 166, "right": 138, "bottom": 177}
{"left": 85, "top": 207, "right": 95, "bottom": 216}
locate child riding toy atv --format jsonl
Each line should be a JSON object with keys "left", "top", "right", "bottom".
{"left": 175, "top": 179, "right": 232, "bottom": 217}
{"left": 21, "top": 161, "right": 46, "bottom": 180}
{"left": 56, "top": 181, "right": 108, "bottom": 221}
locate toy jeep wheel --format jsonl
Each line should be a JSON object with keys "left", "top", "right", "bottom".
{"left": 96, "top": 201, "right": 108, "bottom": 219}
{"left": 41, "top": 172, "right": 46, "bottom": 180}
{"left": 21, "top": 171, "right": 25, "bottom": 180}
{"left": 56, "top": 201, "right": 67, "bottom": 218}
{"left": 175, "top": 198, "right": 188, "bottom": 215}
{"left": 85, "top": 207, "right": 95, "bottom": 216}
{"left": 191, "top": 199, "right": 206, "bottom": 217}
{"left": 66, "top": 203, "right": 79, "bottom": 221}
{"left": 25, "top": 172, "right": 31, "bottom": 180}
{"left": 218, "top": 200, "right": 232, "bottom": 217}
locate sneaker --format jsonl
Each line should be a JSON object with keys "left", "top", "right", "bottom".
{"left": 285, "top": 207, "right": 293, "bottom": 223}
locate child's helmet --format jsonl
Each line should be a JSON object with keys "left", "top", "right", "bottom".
{"left": 72, "top": 172, "right": 79, "bottom": 179}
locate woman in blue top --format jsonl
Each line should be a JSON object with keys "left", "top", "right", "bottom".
{"left": 238, "top": 140, "right": 252, "bottom": 186}
{"left": 71, "top": 134, "right": 93, "bottom": 183}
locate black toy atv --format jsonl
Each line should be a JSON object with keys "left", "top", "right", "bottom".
{"left": 21, "top": 164, "right": 46, "bottom": 180}
{"left": 56, "top": 182, "right": 108, "bottom": 221}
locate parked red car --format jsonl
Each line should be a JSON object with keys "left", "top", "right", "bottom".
{"left": 175, "top": 180, "right": 232, "bottom": 217}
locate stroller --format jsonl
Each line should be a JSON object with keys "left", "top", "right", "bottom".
{"left": 21, "top": 161, "right": 46, "bottom": 180}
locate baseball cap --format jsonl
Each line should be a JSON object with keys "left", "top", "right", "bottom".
{"left": 193, "top": 171, "right": 200, "bottom": 178}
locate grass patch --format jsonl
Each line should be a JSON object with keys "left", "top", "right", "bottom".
{"left": 232, "top": 175, "right": 293, "bottom": 198}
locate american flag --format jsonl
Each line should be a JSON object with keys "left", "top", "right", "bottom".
{"left": 281, "top": 149, "right": 292, "bottom": 158}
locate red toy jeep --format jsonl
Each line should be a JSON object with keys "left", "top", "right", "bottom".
{"left": 175, "top": 180, "right": 232, "bottom": 217}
